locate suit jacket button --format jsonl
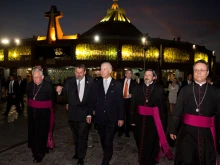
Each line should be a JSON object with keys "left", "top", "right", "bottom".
{"left": 105, "top": 97, "right": 106, "bottom": 98}
{"left": 104, "top": 111, "right": 105, "bottom": 113}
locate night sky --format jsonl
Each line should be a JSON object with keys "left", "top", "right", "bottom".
{"left": 0, "top": 0, "right": 219, "bottom": 60}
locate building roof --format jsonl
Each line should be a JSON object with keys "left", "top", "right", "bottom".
{"left": 80, "top": 0, "right": 143, "bottom": 39}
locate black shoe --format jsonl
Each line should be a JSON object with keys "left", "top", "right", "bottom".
{"left": 72, "top": 154, "right": 79, "bottom": 159}
{"left": 77, "top": 158, "right": 84, "bottom": 165}
{"left": 33, "top": 159, "right": 42, "bottom": 163}
{"left": 118, "top": 132, "right": 123, "bottom": 137}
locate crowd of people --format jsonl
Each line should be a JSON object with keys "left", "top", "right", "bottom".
{"left": 0, "top": 60, "right": 220, "bottom": 165}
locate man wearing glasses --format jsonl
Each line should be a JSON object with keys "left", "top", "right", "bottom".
{"left": 170, "top": 60, "right": 220, "bottom": 165}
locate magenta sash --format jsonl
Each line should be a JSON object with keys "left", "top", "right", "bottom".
{"left": 28, "top": 99, "right": 55, "bottom": 149}
{"left": 137, "top": 106, "right": 174, "bottom": 160}
{"left": 183, "top": 114, "right": 217, "bottom": 165}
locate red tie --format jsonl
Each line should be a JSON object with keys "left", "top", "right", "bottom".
{"left": 123, "top": 80, "right": 128, "bottom": 98}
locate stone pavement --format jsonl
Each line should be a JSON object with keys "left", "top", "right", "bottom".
{"left": 0, "top": 99, "right": 219, "bottom": 165}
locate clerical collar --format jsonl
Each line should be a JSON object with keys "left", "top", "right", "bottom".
{"left": 35, "top": 81, "right": 43, "bottom": 86}
{"left": 194, "top": 81, "right": 206, "bottom": 86}
{"left": 145, "top": 81, "right": 153, "bottom": 86}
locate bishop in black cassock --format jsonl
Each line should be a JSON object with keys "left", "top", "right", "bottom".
{"left": 27, "top": 69, "right": 55, "bottom": 163}
{"left": 130, "top": 69, "right": 169, "bottom": 165}
{"left": 169, "top": 60, "right": 220, "bottom": 165}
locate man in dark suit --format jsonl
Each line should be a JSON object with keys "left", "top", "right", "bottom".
{"left": 134, "top": 72, "right": 144, "bottom": 84}
{"left": 56, "top": 64, "right": 94, "bottom": 165}
{"left": 87, "top": 62, "right": 124, "bottom": 165}
{"left": 17, "top": 76, "right": 25, "bottom": 110}
{"left": 3, "top": 75, "right": 21, "bottom": 116}
{"left": 178, "top": 73, "right": 193, "bottom": 96}
{"left": 118, "top": 69, "right": 136, "bottom": 137}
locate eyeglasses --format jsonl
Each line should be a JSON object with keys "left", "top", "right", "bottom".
{"left": 193, "top": 69, "right": 207, "bottom": 73}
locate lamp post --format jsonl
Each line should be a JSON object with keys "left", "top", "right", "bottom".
{"left": 142, "top": 35, "right": 148, "bottom": 71}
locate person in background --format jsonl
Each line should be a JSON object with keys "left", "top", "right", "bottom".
{"left": 118, "top": 69, "right": 136, "bottom": 138}
{"left": 134, "top": 72, "right": 143, "bottom": 84}
{"left": 17, "top": 76, "right": 25, "bottom": 110}
{"left": 168, "top": 78, "right": 179, "bottom": 114}
{"left": 3, "top": 75, "right": 21, "bottom": 117}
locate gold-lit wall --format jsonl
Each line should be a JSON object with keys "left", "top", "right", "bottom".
{"left": 164, "top": 48, "right": 190, "bottom": 63}
{"left": 76, "top": 44, "right": 117, "bottom": 60}
{"left": 8, "top": 46, "right": 31, "bottom": 61}
{"left": 194, "top": 52, "right": 208, "bottom": 62}
{"left": 122, "top": 45, "right": 159, "bottom": 62}
{"left": 0, "top": 49, "right": 4, "bottom": 61}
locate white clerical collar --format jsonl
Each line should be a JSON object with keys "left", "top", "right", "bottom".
{"left": 145, "top": 81, "right": 153, "bottom": 86}
{"left": 195, "top": 81, "right": 206, "bottom": 86}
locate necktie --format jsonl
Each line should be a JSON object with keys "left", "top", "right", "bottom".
{"left": 123, "top": 80, "right": 128, "bottom": 98}
{"left": 77, "top": 79, "right": 81, "bottom": 94}
{"left": 104, "top": 80, "right": 108, "bottom": 94}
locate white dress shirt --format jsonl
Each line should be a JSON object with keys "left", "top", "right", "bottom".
{"left": 103, "top": 77, "right": 112, "bottom": 94}
{"left": 9, "top": 80, "right": 14, "bottom": 93}
{"left": 77, "top": 76, "right": 85, "bottom": 102}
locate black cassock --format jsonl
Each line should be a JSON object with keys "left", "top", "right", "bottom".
{"left": 27, "top": 80, "right": 54, "bottom": 160}
{"left": 130, "top": 82, "right": 167, "bottom": 165}
{"left": 169, "top": 82, "right": 220, "bottom": 165}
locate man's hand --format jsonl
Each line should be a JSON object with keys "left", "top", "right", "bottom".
{"left": 86, "top": 116, "right": 92, "bottom": 124}
{"left": 170, "top": 134, "right": 177, "bottom": 140}
{"left": 131, "top": 124, "right": 135, "bottom": 126}
{"left": 118, "top": 120, "right": 124, "bottom": 127}
{"left": 65, "top": 104, "right": 68, "bottom": 111}
{"left": 56, "top": 86, "right": 63, "bottom": 94}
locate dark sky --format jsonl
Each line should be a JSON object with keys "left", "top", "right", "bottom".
{"left": 0, "top": 0, "right": 219, "bottom": 60}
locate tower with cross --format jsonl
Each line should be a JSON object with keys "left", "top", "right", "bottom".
{"left": 44, "top": 6, "right": 64, "bottom": 44}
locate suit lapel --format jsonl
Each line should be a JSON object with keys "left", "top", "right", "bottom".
{"left": 82, "top": 76, "right": 90, "bottom": 102}
{"left": 106, "top": 78, "right": 115, "bottom": 95}
{"left": 72, "top": 77, "right": 80, "bottom": 102}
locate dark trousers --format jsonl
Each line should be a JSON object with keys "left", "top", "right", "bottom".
{"left": 69, "top": 120, "right": 89, "bottom": 159}
{"left": 98, "top": 115, "right": 117, "bottom": 165}
{"left": 18, "top": 94, "right": 24, "bottom": 109}
{"left": 118, "top": 98, "right": 130, "bottom": 135}
{"left": 4, "top": 94, "right": 20, "bottom": 115}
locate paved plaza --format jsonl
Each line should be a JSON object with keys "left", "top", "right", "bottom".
{"left": 0, "top": 99, "right": 219, "bottom": 165}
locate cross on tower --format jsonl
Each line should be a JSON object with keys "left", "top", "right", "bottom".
{"left": 45, "top": 6, "right": 63, "bottom": 43}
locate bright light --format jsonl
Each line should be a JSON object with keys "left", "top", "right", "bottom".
{"left": 142, "top": 37, "right": 146, "bottom": 44}
{"left": 15, "top": 39, "right": 20, "bottom": 44}
{"left": 1, "top": 39, "right": 10, "bottom": 44}
{"left": 193, "top": 44, "right": 196, "bottom": 49}
{"left": 94, "top": 35, "right": 99, "bottom": 42}
{"left": 212, "top": 51, "right": 215, "bottom": 56}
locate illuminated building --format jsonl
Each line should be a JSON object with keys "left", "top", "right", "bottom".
{"left": 0, "top": 0, "right": 216, "bottom": 83}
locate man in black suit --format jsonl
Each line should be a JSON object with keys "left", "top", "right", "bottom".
{"left": 17, "top": 76, "right": 25, "bottom": 110}
{"left": 87, "top": 62, "right": 124, "bottom": 165}
{"left": 118, "top": 69, "right": 136, "bottom": 137}
{"left": 134, "top": 72, "right": 144, "bottom": 84}
{"left": 178, "top": 73, "right": 192, "bottom": 96}
{"left": 56, "top": 64, "right": 93, "bottom": 165}
{"left": 4, "top": 75, "right": 21, "bottom": 116}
